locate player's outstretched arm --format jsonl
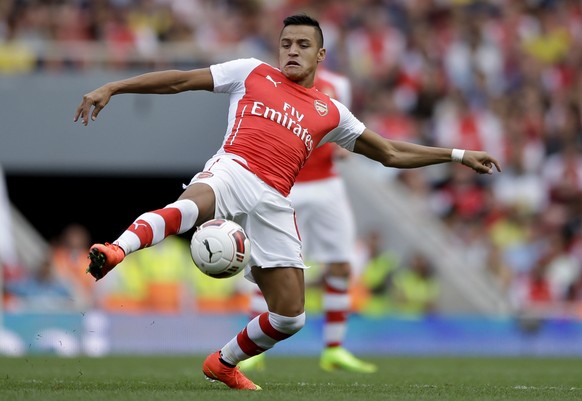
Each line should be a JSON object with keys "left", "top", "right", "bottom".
{"left": 74, "top": 68, "right": 214, "bottom": 126}
{"left": 353, "top": 129, "right": 501, "bottom": 174}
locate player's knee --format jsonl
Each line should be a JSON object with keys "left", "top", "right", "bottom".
{"left": 269, "top": 311, "right": 306, "bottom": 335}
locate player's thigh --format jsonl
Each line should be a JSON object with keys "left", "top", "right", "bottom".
{"left": 245, "top": 189, "right": 305, "bottom": 270}
{"left": 251, "top": 266, "right": 305, "bottom": 316}
{"left": 184, "top": 157, "right": 257, "bottom": 225}
{"left": 179, "top": 182, "right": 216, "bottom": 225}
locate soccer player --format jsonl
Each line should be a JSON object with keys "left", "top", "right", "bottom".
{"left": 240, "top": 68, "right": 377, "bottom": 374}
{"left": 74, "top": 14, "right": 501, "bottom": 391}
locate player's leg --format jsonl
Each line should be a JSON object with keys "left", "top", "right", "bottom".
{"left": 239, "top": 181, "right": 315, "bottom": 372}
{"left": 238, "top": 286, "right": 268, "bottom": 372}
{"left": 202, "top": 181, "right": 305, "bottom": 390}
{"left": 241, "top": 264, "right": 378, "bottom": 374}
{"left": 321, "top": 260, "right": 351, "bottom": 348}
{"left": 320, "top": 261, "right": 377, "bottom": 373}
{"left": 87, "top": 182, "right": 215, "bottom": 280}
{"left": 295, "top": 177, "right": 377, "bottom": 372}
{"left": 203, "top": 266, "right": 305, "bottom": 390}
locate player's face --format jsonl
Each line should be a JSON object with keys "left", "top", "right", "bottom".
{"left": 279, "top": 25, "right": 325, "bottom": 87}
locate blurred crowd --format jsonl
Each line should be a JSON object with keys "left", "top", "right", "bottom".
{"left": 2, "top": 0, "right": 582, "bottom": 319}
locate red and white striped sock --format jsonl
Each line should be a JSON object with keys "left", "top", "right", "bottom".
{"left": 114, "top": 199, "right": 199, "bottom": 255}
{"left": 322, "top": 275, "right": 350, "bottom": 348}
{"left": 220, "top": 311, "right": 305, "bottom": 365}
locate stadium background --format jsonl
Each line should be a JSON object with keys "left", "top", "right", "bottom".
{"left": 2, "top": 0, "right": 582, "bottom": 357}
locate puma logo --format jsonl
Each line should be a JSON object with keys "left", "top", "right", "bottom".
{"left": 266, "top": 75, "right": 281, "bottom": 87}
{"left": 132, "top": 222, "right": 148, "bottom": 230}
{"left": 202, "top": 239, "right": 215, "bottom": 262}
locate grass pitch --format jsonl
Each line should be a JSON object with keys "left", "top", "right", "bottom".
{"left": 1, "top": 355, "right": 581, "bottom": 401}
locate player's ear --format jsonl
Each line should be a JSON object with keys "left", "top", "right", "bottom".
{"left": 317, "top": 48, "right": 326, "bottom": 63}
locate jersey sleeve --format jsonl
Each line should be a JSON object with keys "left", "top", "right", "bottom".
{"left": 320, "top": 99, "right": 366, "bottom": 151}
{"left": 210, "top": 58, "right": 263, "bottom": 94}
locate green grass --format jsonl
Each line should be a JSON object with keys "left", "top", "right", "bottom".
{"left": 1, "top": 355, "right": 581, "bottom": 401}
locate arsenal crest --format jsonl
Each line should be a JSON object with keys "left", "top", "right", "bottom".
{"left": 314, "top": 100, "right": 328, "bottom": 116}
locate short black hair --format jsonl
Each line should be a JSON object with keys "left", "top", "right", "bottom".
{"left": 283, "top": 14, "right": 324, "bottom": 48}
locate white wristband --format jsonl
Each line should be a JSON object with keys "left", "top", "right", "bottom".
{"left": 451, "top": 148, "right": 465, "bottom": 163}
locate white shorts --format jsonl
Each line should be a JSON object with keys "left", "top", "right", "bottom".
{"left": 188, "top": 155, "right": 306, "bottom": 280}
{"left": 289, "top": 176, "right": 356, "bottom": 264}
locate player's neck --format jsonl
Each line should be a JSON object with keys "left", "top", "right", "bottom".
{"left": 294, "top": 75, "right": 315, "bottom": 89}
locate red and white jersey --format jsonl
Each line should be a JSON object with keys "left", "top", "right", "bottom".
{"left": 295, "top": 68, "right": 352, "bottom": 183}
{"left": 210, "top": 58, "right": 365, "bottom": 196}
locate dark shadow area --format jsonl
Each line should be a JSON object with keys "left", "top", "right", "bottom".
{"left": 6, "top": 172, "right": 199, "bottom": 243}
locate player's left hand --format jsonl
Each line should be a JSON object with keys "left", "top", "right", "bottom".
{"left": 462, "top": 150, "right": 502, "bottom": 175}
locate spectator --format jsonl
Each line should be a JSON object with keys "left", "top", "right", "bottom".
{"left": 432, "top": 164, "right": 491, "bottom": 221}
{"left": 344, "top": 5, "right": 405, "bottom": 84}
{"left": 522, "top": 6, "right": 570, "bottom": 65}
{"left": 359, "top": 230, "right": 400, "bottom": 316}
{"left": 5, "top": 256, "right": 75, "bottom": 312}
{"left": 433, "top": 90, "right": 505, "bottom": 165}
{"left": 543, "top": 231, "right": 581, "bottom": 303}
{"left": 511, "top": 259, "right": 553, "bottom": 315}
{"left": 0, "top": 21, "right": 36, "bottom": 74}
{"left": 443, "top": 11, "right": 504, "bottom": 96}
{"left": 50, "top": 223, "right": 95, "bottom": 310}
{"left": 542, "top": 141, "right": 582, "bottom": 206}
{"left": 391, "top": 252, "right": 439, "bottom": 316}
{"left": 491, "top": 129, "right": 547, "bottom": 214}
{"left": 99, "top": 236, "right": 195, "bottom": 313}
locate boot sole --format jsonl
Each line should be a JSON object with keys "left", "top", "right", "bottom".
{"left": 87, "top": 248, "right": 105, "bottom": 280}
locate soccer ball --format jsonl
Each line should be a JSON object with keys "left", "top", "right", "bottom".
{"left": 190, "top": 219, "right": 251, "bottom": 279}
